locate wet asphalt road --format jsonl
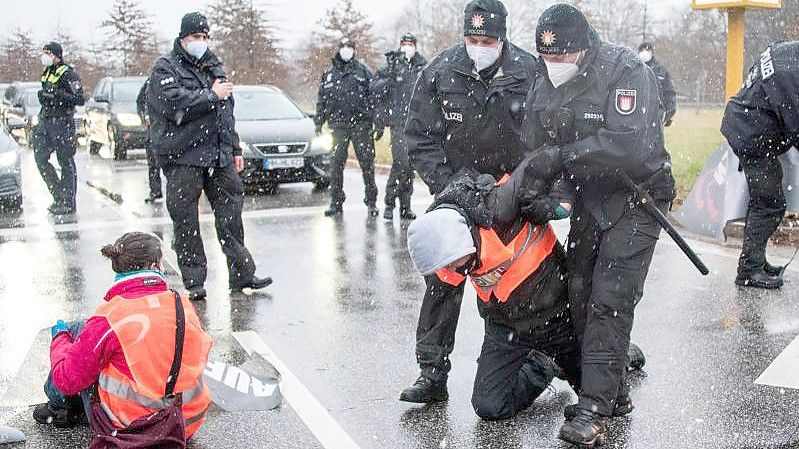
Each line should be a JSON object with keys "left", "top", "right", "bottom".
{"left": 1, "top": 143, "right": 799, "bottom": 449}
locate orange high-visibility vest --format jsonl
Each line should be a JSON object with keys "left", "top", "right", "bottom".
{"left": 93, "top": 291, "right": 213, "bottom": 438}
{"left": 436, "top": 223, "right": 558, "bottom": 303}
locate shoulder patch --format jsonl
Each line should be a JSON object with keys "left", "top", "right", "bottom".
{"left": 615, "top": 89, "right": 637, "bottom": 115}
{"left": 160, "top": 76, "right": 175, "bottom": 86}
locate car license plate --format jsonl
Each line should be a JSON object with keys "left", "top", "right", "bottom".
{"left": 264, "top": 157, "right": 304, "bottom": 170}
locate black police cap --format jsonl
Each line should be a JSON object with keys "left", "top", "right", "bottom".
{"left": 43, "top": 41, "right": 63, "bottom": 59}
{"left": 180, "top": 12, "right": 210, "bottom": 39}
{"left": 463, "top": 0, "right": 507, "bottom": 40}
{"left": 536, "top": 4, "right": 593, "bottom": 55}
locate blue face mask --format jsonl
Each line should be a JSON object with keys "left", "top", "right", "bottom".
{"left": 186, "top": 40, "right": 208, "bottom": 59}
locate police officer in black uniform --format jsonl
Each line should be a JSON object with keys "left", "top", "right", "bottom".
{"left": 638, "top": 42, "right": 677, "bottom": 127}
{"left": 400, "top": 0, "right": 539, "bottom": 404}
{"left": 136, "top": 78, "right": 163, "bottom": 203}
{"left": 147, "top": 12, "right": 272, "bottom": 300}
{"left": 34, "top": 42, "right": 84, "bottom": 215}
{"left": 521, "top": 5, "right": 674, "bottom": 446}
{"left": 372, "top": 33, "right": 427, "bottom": 221}
{"left": 315, "top": 38, "right": 379, "bottom": 217}
{"left": 720, "top": 42, "right": 799, "bottom": 289}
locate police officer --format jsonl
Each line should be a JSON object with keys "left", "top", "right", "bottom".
{"left": 147, "top": 12, "right": 272, "bottom": 300}
{"left": 521, "top": 5, "right": 674, "bottom": 446}
{"left": 720, "top": 42, "right": 799, "bottom": 289}
{"left": 400, "top": 0, "right": 538, "bottom": 404}
{"left": 315, "top": 38, "right": 379, "bottom": 217}
{"left": 136, "top": 78, "right": 163, "bottom": 203}
{"left": 372, "top": 33, "right": 427, "bottom": 221}
{"left": 34, "top": 42, "right": 84, "bottom": 215}
{"left": 638, "top": 42, "right": 677, "bottom": 127}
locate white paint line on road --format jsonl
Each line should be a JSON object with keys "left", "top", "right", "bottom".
{"left": 755, "top": 334, "right": 799, "bottom": 389}
{"left": 232, "top": 331, "right": 362, "bottom": 449}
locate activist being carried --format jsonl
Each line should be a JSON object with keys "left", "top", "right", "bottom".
{"left": 405, "top": 155, "right": 579, "bottom": 420}
{"left": 34, "top": 232, "right": 213, "bottom": 447}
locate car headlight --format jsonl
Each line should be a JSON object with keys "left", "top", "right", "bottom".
{"left": 0, "top": 151, "right": 18, "bottom": 167}
{"left": 29, "top": 115, "right": 39, "bottom": 127}
{"left": 239, "top": 141, "right": 256, "bottom": 157}
{"left": 116, "top": 113, "right": 142, "bottom": 127}
{"left": 311, "top": 133, "right": 333, "bottom": 152}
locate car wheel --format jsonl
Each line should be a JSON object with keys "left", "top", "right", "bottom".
{"left": 109, "top": 124, "right": 126, "bottom": 160}
{"left": 2, "top": 195, "right": 22, "bottom": 212}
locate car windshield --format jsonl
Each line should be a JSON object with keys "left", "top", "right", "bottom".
{"left": 234, "top": 91, "right": 305, "bottom": 121}
{"left": 113, "top": 81, "right": 144, "bottom": 102}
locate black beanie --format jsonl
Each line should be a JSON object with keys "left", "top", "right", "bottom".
{"left": 400, "top": 33, "right": 417, "bottom": 45}
{"left": 536, "top": 4, "right": 593, "bottom": 55}
{"left": 638, "top": 42, "right": 654, "bottom": 52}
{"left": 463, "top": 0, "right": 507, "bottom": 40}
{"left": 339, "top": 37, "right": 355, "bottom": 48}
{"left": 179, "top": 12, "right": 210, "bottom": 38}
{"left": 43, "top": 42, "right": 63, "bottom": 59}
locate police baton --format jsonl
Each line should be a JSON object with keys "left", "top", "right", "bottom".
{"left": 621, "top": 173, "right": 710, "bottom": 276}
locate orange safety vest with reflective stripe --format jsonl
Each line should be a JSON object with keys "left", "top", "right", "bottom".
{"left": 93, "top": 291, "right": 213, "bottom": 438}
{"left": 436, "top": 223, "right": 558, "bottom": 303}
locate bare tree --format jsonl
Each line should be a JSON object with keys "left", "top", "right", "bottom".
{"left": 101, "top": 0, "right": 158, "bottom": 76}
{"left": 0, "top": 29, "right": 41, "bottom": 82}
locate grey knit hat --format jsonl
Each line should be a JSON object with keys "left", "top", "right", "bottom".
{"left": 407, "top": 208, "right": 476, "bottom": 276}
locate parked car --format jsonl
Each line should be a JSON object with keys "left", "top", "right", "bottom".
{"left": 3, "top": 82, "right": 39, "bottom": 131}
{"left": 235, "top": 85, "right": 332, "bottom": 192}
{"left": 0, "top": 126, "right": 22, "bottom": 210}
{"left": 84, "top": 76, "right": 147, "bottom": 160}
{"left": 5, "top": 88, "right": 40, "bottom": 144}
{"left": 74, "top": 105, "right": 86, "bottom": 137}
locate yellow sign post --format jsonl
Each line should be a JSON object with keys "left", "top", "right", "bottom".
{"left": 692, "top": 0, "right": 781, "bottom": 99}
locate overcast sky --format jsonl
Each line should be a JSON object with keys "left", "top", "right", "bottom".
{"left": 0, "top": 0, "right": 690, "bottom": 53}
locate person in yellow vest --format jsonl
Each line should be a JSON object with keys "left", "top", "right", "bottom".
{"left": 35, "top": 232, "right": 212, "bottom": 444}
{"left": 405, "top": 160, "right": 580, "bottom": 420}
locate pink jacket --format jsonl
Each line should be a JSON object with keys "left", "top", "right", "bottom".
{"left": 50, "top": 271, "right": 170, "bottom": 396}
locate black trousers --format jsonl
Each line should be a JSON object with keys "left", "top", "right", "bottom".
{"left": 384, "top": 123, "right": 414, "bottom": 209}
{"left": 328, "top": 123, "right": 377, "bottom": 207}
{"left": 414, "top": 274, "right": 465, "bottom": 380}
{"left": 739, "top": 156, "right": 786, "bottom": 275}
{"left": 146, "top": 143, "right": 162, "bottom": 197}
{"left": 33, "top": 116, "right": 77, "bottom": 208}
{"left": 472, "top": 314, "right": 580, "bottom": 421}
{"left": 566, "top": 201, "right": 663, "bottom": 416}
{"left": 162, "top": 164, "right": 256, "bottom": 289}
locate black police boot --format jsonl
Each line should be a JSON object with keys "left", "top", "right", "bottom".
{"left": 33, "top": 401, "right": 80, "bottom": 428}
{"left": 188, "top": 287, "right": 207, "bottom": 301}
{"left": 49, "top": 203, "right": 75, "bottom": 215}
{"left": 399, "top": 375, "right": 448, "bottom": 403}
{"left": 324, "top": 204, "right": 343, "bottom": 217}
{"left": 47, "top": 201, "right": 60, "bottom": 213}
{"left": 367, "top": 204, "right": 379, "bottom": 217}
{"left": 564, "top": 394, "right": 633, "bottom": 420}
{"left": 145, "top": 192, "right": 163, "bottom": 203}
{"left": 764, "top": 261, "right": 784, "bottom": 277}
{"left": 559, "top": 408, "right": 606, "bottom": 448}
{"left": 383, "top": 207, "right": 394, "bottom": 220}
{"left": 399, "top": 208, "right": 416, "bottom": 220}
{"left": 231, "top": 276, "right": 273, "bottom": 292}
{"left": 627, "top": 342, "right": 646, "bottom": 371}
{"left": 735, "top": 269, "right": 783, "bottom": 289}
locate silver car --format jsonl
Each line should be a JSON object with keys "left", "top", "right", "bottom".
{"left": 0, "top": 126, "right": 22, "bottom": 210}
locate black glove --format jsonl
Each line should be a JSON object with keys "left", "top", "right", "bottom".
{"left": 524, "top": 144, "right": 564, "bottom": 181}
{"left": 663, "top": 118, "right": 673, "bottom": 127}
{"left": 38, "top": 90, "right": 55, "bottom": 102}
{"left": 314, "top": 124, "right": 323, "bottom": 136}
{"left": 431, "top": 169, "right": 495, "bottom": 227}
{"left": 373, "top": 124, "right": 385, "bottom": 141}
{"left": 519, "top": 192, "right": 560, "bottom": 224}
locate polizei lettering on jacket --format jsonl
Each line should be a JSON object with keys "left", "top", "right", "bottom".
{"left": 760, "top": 47, "right": 775, "bottom": 81}
{"left": 442, "top": 108, "right": 463, "bottom": 123}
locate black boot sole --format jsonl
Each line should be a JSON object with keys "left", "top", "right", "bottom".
{"left": 734, "top": 278, "right": 783, "bottom": 289}
{"left": 398, "top": 390, "right": 448, "bottom": 403}
{"left": 558, "top": 427, "right": 605, "bottom": 448}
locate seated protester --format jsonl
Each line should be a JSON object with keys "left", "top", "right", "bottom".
{"left": 406, "top": 159, "right": 579, "bottom": 420}
{"left": 35, "top": 232, "right": 213, "bottom": 444}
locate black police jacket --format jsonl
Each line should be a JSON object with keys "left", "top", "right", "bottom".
{"left": 314, "top": 55, "right": 374, "bottom": 129}
{"left": 646, "top": 58, "right": 677, "bottom": 123}
{"left": 136, "top": 78, "right": 149, "bottom": 124}
{"left": 371, "top": 51, "right": 427, "bottom": 128}
{"left": 147, "top": 39, "right": 240, "bottom": 168}
{"left": 405, "top": 42, "right": 537, "bottom": 195}
{"left": 721, "top": 41, "right": 799, "bottom": 160}
{"left": 521, "top": 36, "right": 674, "bottom": 229}
{"left": 38, "top": 63, "right": 84, "bottom": 118}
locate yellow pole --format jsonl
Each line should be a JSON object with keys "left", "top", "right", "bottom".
{"left": 726, "top": 7, "right": 746, "bottom": 99}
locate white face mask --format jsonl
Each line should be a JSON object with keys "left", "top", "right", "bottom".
{"left": 339, "top": 47, "right": 354, "bottom": 62}
{"left": 40, "top": 54, "right": 54, "bottom": 67}
{"left": 544, "top": 60, "right": 580, "bottom": 88}
{"left": 186, "top": 40, "right": 208, "bottom": 59}
{"left": 639, "top": 50, "right": 653, "bottom": 63}
{"left": 400, "top": 44, "right": 416, "bottom": 60}
{"left": 466, "top": 42, "right": 501, "bottom": 72}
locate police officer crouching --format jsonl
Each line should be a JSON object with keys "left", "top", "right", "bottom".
{"left": 34, "top": 42, "right": 84, "bottom": 215}
{"left": 521, "top": 4, "right": 674, "bottom": 446}
{"left": 721, "top": 42, "right": 799, "bottom": 289}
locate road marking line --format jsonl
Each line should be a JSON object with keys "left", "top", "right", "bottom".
{"left": 232, "top": 331, "right": 361, "bottom": 449}
{"left": 755, "top": 334, "right": 799, "bottom": 389}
